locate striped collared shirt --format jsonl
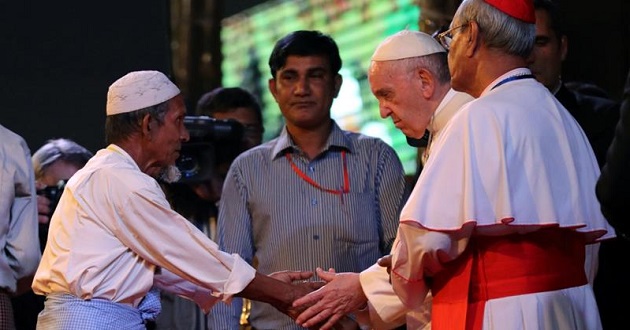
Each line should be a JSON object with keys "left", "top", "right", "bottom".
{"left": 208, "top": 121, "right": 406, "bottom": 329}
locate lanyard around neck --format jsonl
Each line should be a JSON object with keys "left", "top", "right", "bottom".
{"left": 285, "top": 150, "right": 350, "bottom": 196}
{"left": 491, "top": 74, "right": 535, "bottom": 90}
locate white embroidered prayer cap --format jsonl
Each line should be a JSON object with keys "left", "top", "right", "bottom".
{"left": 371, "top": 30, "right": 445, "bottom": 62}
{"left": 106, "top": 70, "right": 180, "bottom": 116}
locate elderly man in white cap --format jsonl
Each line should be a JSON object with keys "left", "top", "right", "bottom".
{"left": 290, "top": 30, "right": 473, "bottom": 329}
{"left": 31, "top": 70, "right": 319, "bottom": 329}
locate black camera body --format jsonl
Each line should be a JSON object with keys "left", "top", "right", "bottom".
{"left": 37, "top": 180, "right": 67, "bottom": 251}
{"left": 175, "top": 116, "right": 244, "bottom": 183}
{"left": 37, "top": 180, "right": 67, "bottom": 218}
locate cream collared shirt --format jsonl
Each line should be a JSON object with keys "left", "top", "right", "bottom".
{"left": 32, "top": 144, "right": 255, "bottom": 311}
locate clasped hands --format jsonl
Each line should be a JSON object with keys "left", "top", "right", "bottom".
{"left": 272, "top": 255, "right": 393, "bottom": 330}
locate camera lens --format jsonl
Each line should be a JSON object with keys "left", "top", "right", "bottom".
{"left": 175, "top": 154, "right": 201, "bottom": 179}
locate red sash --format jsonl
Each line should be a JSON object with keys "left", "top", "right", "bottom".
{"left": 431, "top": 228, "right": 588, "bottom": 330}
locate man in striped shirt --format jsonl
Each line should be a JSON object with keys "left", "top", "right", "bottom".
{"left": 207, "top": 30, "right": 407, "bottom": 329}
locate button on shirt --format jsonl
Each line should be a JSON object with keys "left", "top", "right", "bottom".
{"left": 208, "top": 121, "right": 406, "bottom": 329}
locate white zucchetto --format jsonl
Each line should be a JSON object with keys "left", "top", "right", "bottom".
{"left": 106, "top": 70, "right": 180, "bottom": 116}
{"left": 371, "top": 30, "right": 445, "bottom": 62}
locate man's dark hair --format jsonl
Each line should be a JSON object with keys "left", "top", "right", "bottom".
{"left": 565, "top": 81, "right": 612, "bottom": 99}
{"left": 196, "top": 87, "right": 263, "bottom": 126}
{"left": 533, "top": 0, "right": 565, "bottom": 38}
{"left": 268, "top": 30, "right": 342, "bottom": 78}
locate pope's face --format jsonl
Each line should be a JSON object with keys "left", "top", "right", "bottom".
{"left": 368, "top": 61, "right": 433, "bottom": 139}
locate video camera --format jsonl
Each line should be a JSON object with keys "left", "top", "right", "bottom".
{"left": 175, "top": 116, "right": 244, "bottom": 183}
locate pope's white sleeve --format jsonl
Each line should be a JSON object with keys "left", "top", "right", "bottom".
{"left": 357, "top": 263, "right": 407, "bottom": 329}
{"left": 391, "top": 222, "right": 469, "bottom": 309}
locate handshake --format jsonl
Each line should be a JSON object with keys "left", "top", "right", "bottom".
{"left": 262, "top": 255, "right": 394, "bottom": 330}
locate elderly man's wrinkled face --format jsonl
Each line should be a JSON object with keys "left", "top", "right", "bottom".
{"left": 146, "top": 95, "right": 190, "bottom": 181}
{"left": 368, "top": 61, "right": 433, "bottom": 139}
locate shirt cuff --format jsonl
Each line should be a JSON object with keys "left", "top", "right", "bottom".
{"left": 359, "top": 263, "right": 407, "bottom": 327}
{"left": 212, "top": 254, "right": 256, "bottom": 304}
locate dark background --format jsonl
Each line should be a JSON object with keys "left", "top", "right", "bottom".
{"left": 0, "top": 0, "right": 628, "bottom": 154}
{"left": 0, "top": 0, "right": 172, "bottom": 153}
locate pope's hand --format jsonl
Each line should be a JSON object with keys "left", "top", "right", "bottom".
{"left": 292, "top": 268, "right": 367, "bottom": 329}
